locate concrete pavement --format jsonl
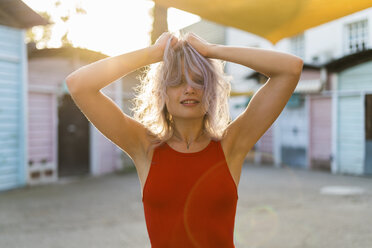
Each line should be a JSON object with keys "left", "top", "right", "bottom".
{"left": 0, "top": 163, "right": 371, "bottom": 248}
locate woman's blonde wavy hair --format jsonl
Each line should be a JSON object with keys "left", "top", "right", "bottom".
{"left": 129, "top": 32, "right": 233, "bottom": 153}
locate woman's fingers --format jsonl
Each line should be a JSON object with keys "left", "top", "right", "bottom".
{"left": 155, "top": 32, "right": 211, "bottom": 57}
{"left": 185, "top": 33, "right": 212, "bottom": 57}
{"left": 170, "top": 35, "right": 179, "bottom": 48}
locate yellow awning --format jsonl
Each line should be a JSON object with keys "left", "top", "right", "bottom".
{"left": 155, "top": 0, "right": 372, "bottom": 44}
{"left": 230, "top": 90, "right": 254, "bottom": 97}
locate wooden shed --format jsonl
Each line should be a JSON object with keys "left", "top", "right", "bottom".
{"left": 325, "top": 49, "right": 372, "bottom": 175}
{"left": 248, "top": 64, "right": 329, "bottom": 169}
{"left": 27, "top": 46, "right": 125, "bottom": 185}
{"left": 0, "top": 0, "right": 48, "bottom": 191}
{"left": 275, "top": 64, "right": 331, "bottom": 170}
{"left": 243, "top": 72, "right": 275, "bottom": 164}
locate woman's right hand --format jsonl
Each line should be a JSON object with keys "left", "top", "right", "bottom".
{"left": 152, "top": 32, "right": 179, "bottom": 60}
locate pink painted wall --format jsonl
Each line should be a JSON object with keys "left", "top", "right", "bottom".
{"left": 309, "top": 96, "right": 332, "bottom": 169}
{"left": 27, "top": 58, "right": 69, "bottom": 183}
{"left": 28, "top": 92, "right": 55, "bottom": 164}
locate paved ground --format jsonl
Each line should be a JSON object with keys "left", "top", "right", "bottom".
{"left": 0, "top": 163, "right": 371, "bottom": 248}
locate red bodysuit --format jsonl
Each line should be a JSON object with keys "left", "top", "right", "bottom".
{"left": 142, "top": 139, "right": 239, "bottom": 248}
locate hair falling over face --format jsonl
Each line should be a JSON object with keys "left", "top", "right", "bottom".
{"left": 130, "top": 32, "right": 234, "bottom": 150}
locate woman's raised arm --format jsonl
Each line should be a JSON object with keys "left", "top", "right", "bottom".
{"left": 66, "top": 32, "right": 178, "bottom": 93}
{"left": 208, "top": 44, "right": 303, "bottom": 77}
{"left": 66, "top": 46, "right": 160, "bottom": 93}
{"left": 185, "top": 32, "right": 303, "bottom": 77}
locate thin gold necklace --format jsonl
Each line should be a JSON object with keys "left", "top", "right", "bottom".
{"left": 173, "top": 129, "right": 205, "bottom": 150}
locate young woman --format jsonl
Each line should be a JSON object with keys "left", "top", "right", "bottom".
{"left": 65, "top": 31, "right": 303, "bottom": 247}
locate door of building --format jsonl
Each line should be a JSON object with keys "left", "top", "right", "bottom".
{"left": 58, "top": 94, "right": 90, "bottom": 177}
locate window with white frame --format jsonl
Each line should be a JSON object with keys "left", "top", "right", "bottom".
{"left": 345, "top": 19, "right": 369, "bottom": 54}
{"left": 290, "top": 33, "right": 305, "bottom": 59}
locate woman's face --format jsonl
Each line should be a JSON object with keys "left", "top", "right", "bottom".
{"left": 165, "top": 71, "right": 206, "bottom": 120}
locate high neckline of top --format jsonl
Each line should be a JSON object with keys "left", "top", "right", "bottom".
{"left": 164, "top": 139, "right": 214, "bottom": 157}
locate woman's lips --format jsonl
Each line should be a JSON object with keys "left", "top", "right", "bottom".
{"left": 181, "top": 102, "right": 199, "bottom": 107}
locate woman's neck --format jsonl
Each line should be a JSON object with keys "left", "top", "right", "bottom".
{"left": 172, "top": 128, "right": 207, "bottom": 150}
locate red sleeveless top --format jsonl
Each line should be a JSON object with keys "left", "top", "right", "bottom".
{"left": 142, "top": 139, "right": 239, "bottom": 248}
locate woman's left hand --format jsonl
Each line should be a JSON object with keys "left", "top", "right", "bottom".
{"left": 185, "top": 32, "right": 214, "bottom": 58}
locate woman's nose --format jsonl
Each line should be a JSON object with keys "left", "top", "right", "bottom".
{"left": 184, "top": 83, "right": 196, "bottom": 93}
